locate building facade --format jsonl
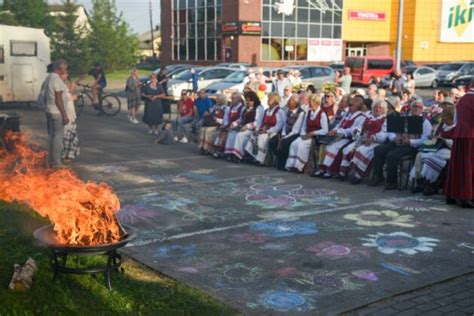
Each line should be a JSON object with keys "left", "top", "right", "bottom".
{"left": 160, "top": 0, "right": 474, "bottom": 66}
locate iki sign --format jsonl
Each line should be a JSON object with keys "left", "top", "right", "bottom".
{"left": 440, "top": 0, "right": 474, "bottom": 42}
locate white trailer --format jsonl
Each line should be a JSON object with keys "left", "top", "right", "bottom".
{"left": 0, "top": 24, "right": 51, "bottom": 104}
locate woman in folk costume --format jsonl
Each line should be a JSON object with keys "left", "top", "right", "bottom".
{"left": 410, "top": 103, "right": 456, "bottom": 195}
{"left": 212, "top": 92, "right": 244, "bottom": 158}
{"left": 268, "top": 94, "right": 305, "bottom": 170}
{"left": 225, "top": 91, "right": 264, "bottom": 161}
{"left": 345, "top": 99, "right": 388, "bottom": 184}
{"left": 246, "top": 93, "right": 286, "bottom": 165}
{"left": 198, "top": 94, "right": 228, "bottom": 154}
{"left": 286, "top": 94, "right": 329, "bottom": 172}
{"left": 315, "top": 95, "right": 367, "bottom": 179}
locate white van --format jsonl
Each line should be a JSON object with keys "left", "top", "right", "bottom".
{"left": 0, "top": 24, "right": 51, "bottom": 104}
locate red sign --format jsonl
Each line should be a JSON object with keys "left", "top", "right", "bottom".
{"left": 240, "top": 22, "right": 262, "bottom": 36}
{"left": 348, "top": 10, "right": 386, "bottom": 21}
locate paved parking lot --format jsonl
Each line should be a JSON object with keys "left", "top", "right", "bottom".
{"left": 14, "top": 90, "right": 474, "bottom": 315}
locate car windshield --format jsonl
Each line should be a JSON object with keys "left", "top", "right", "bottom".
{"left": 174, "top": 69, "right": 202, "bottom": 81}
{"left": 224, "top": 71, "right": 247, "bottom": 83}
{"left": 439, "top": 64, "right": 463, "bottom": 71}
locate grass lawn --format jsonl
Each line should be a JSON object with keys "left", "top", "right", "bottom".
{"left": 107, "top": 68, "right": 156, "bottom": 82}
{"left": 0, "top": 202, "right": 236, "bottom": 315}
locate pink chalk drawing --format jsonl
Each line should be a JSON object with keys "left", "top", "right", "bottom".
{"left": 306, "top": 241, "right": 370, "bottom": 260}
{"left": 351, "top": 270, "right": 379, "bottom": 282}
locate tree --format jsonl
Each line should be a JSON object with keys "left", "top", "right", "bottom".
{"left": 50, "top": 0, "right": 91, "bottom": 76}
{"left": 0, "top": 11, "right": 19, "bottom": 26}
{"left": 88, "top": 0, "right": 138, "bottom": 71}
{"left": 1, "top": 0, "right": 56, "bottom": 34}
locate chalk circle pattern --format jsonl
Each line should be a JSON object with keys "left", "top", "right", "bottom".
{"left": 361, "top": 232, "right": 440, "bottom": 255}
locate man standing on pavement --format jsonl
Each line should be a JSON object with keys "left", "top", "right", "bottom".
{"left": 337, "top": 67, "right": 352, "bottom": 94}
{"left": 272, "top": 70, "right": 291, "bottom": 98}
{"left": 43, "top": 59, "right": 70, "bottom": 168}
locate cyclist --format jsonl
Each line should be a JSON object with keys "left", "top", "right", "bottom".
{"left": 79, "top": 62, "right": 107, "bottom": 109}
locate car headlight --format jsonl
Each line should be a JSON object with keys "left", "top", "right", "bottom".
{"left": 446, "top": 73, "right": 454, "bottom": 80}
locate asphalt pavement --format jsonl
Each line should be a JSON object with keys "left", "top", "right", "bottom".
{"left": 10, "top": 88, "right": 474, "bottom": 315}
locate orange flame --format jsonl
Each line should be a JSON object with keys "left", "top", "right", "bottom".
{"left": 0, "top": 132, "right": 121, "bottom": 245}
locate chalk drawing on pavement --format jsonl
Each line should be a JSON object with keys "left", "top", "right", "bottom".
{"left": 361, "top": 232, "right": 440, "bottom": 255}
{"left": 344, "top": 210, "right": 415, "bottom": 228}
{"left": 351, "top": 270, "right": 379, "bottom": 282}
{"left": 153, "top": 244, "right": 197, "bottom": 259}
{"left": 307, "top": 241, "right": 370, "bottom": 260}
{"left": 250, "top": 220, "right": 318, "bottom": 237}
{"left": 214, "top": 263, "right": 264, "bottom": 284}
{"left": 380, "top": 263, "right": 421, "bottom": 276}
{"left": 381, "top": 197, "right": 449, "bottom": 212}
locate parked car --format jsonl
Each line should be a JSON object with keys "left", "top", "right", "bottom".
{"left": 401, "top": 60, "right": 416, "bottom": 68}
{"left": 167, "top": 67, "right": 236, "bottom": 99}
{"left": 329, "top": 63, "right": 344, "bottom": 73}
{"left": 206, "top": 68, "right": 274, "bottom": 98}
{"left": 345, "top": 56, "right": 395, "bottom": 85}
{"left": 283, "top": 66, "right": 335, "bottom": 90}
{"left": 403, "top": 66, "right": 438, "bottom": 88}
{"left": 436, "top": 62, "right": 474, "bottom": 87}
{"left": 425, "top": 63, "right": 443, "bottom": 70}
{"left": 453, "top": 75, "right": 474, "bottom": 87}
{"left": 216, "top": 63, "right": 251, "bottom": 70}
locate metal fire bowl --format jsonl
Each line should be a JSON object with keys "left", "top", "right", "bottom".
{"left": 33, "top": 224, "right": 136, "bottom": 253}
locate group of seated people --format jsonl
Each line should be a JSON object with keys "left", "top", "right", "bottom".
{"left": 188, "top": 86, "right": 457, "bottom": 196}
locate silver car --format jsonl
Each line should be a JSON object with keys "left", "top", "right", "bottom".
{"left": 283, "top": 66, "right": 335, "bottom": 89}
{"left": 167, "top": 67, "right": 236, "bottom": 99}
{"left": 436, "top": 62, "right": 474, "bottom": 87}
{"left": 403, "top": 66, "right": 438, "bottom": 88}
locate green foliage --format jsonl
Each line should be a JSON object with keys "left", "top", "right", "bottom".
{"left": 0, "top": 11, "right": 20, "bottom": 26}
{"left": 88, "top": 0, "right": 139, "bottom": 72}
{"left": 0, "top": 201, "right": 236, "bottom": 315}
{"left": 50, "top": 0, "right": 91, "bottom": 76}
{"left": 1, "top": 0, "right": 56, "bottom": 34}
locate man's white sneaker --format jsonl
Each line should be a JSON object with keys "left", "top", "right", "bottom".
{"left": 180, "top": 137, "right": 189, "bottom": 143}
{"left": 133, "top": 118, "right": 139, "bottom": 124}
{"left": 148, "top": 129, "right": 154, "bottom": 134}
{"left": 173, "top": 136, "right": 179, "bottom": 142}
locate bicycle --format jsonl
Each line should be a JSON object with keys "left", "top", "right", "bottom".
{"left": 74, "top": 83, "right": 121, "bottom": 117}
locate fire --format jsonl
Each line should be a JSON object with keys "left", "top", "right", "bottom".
{"left": 0, "top": 132, "right": 121, "bottom": 245}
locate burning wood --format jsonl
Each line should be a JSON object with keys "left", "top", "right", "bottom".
{"left": 9, "top": 258, "right": 38, "bottom": 291}
{"left": 0, "top": 132, "right": 122, "bottom": 245}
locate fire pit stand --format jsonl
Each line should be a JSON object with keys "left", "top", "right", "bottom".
{"left": 34, "top": 225, "right": 136, "bottom": 290}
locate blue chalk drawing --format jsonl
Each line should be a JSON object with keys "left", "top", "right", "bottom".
{"left": 154, "top": 245, "right": 197, "bottom": 258}
{"left": 380, "top": 263, "right": 420, "bottom": 276}
{"left": 250, "top": 221, "right": 318, "bottom": 238}
{"left": 263, "top": 291, "right": 306, "bottom": 310}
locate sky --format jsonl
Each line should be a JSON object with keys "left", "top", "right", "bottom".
{"left": 49, "top": 0, "right": 161, "bottom": 34}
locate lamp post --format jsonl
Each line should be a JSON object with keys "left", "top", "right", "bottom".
{"left": 395, "top": 0, "right": 404, "bottom": 71}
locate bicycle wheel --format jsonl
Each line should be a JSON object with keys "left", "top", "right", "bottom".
{"left": 74, "top": 95, "right": 85, "bottom": 117}
{"left": 100, "top": 94, "right": 121, "bottom": 116}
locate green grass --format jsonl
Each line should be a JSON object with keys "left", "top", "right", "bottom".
{"left": 0, "top": 202, "right": 236, "bottom": 315}
{"left": 107, "top": 68, "right": 155, "bottom": 81}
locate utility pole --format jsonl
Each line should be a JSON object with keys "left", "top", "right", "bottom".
{"left": 149, "top": 0, "right": 156, "bottom": 66}
{"left": 395, "top": 0, "right": 404, "bottom": 71}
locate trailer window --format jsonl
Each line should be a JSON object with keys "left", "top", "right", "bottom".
{"left": 0, "top": 45, "right": 4, "bottom": 63}
{"left": 10, "top": 41, "right": 37, "bottom": 57}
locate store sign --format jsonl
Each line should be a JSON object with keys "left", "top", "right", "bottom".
{"left": 440, "top": 0, "right": 474, "bottom": 42}
{"left": 348, "top": 10, "right": 386, "bottom": 21}
{"left": 222, "top": 21, "right": 261, "bottom": 36}
{"left": 307, "top": 38, "right": 343, "bottom": 62}
{"left": 222, "top": 22, "right": 239, "bottom": 35}
{"left": 240, "top": 22, "right": 262, "bottom": 36}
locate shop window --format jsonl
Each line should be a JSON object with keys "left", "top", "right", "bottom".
{"left": 0, "top": 46, "right": 4, "bottom": 63}
{"left": 207, "top": 39, "right": 215, "bottom": 60}
{"left": 10, "top": 41, "right": 37, "bottom": 57}
{"left": 296, "top": 39, "right": 307, "bottom": 60}
{"left": 197, "top": 38, "right": 205, "bottom": 60}
{"left": 309, "top": 24, "right": 321, "bottom": 38}
{"left": 297, "top": 23, "right": 308, "bottom": 37}
{"left": 261, "top": 38, "right": 271, "bottom": 61}
{"left": 284, "top": 23, "right": 296, "bottom": 37}
{"left": 188, "top": 39, "right": 196, "bottom": 59}
{"left": 297, "top": 7, "right": 309, "bottom": 22}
